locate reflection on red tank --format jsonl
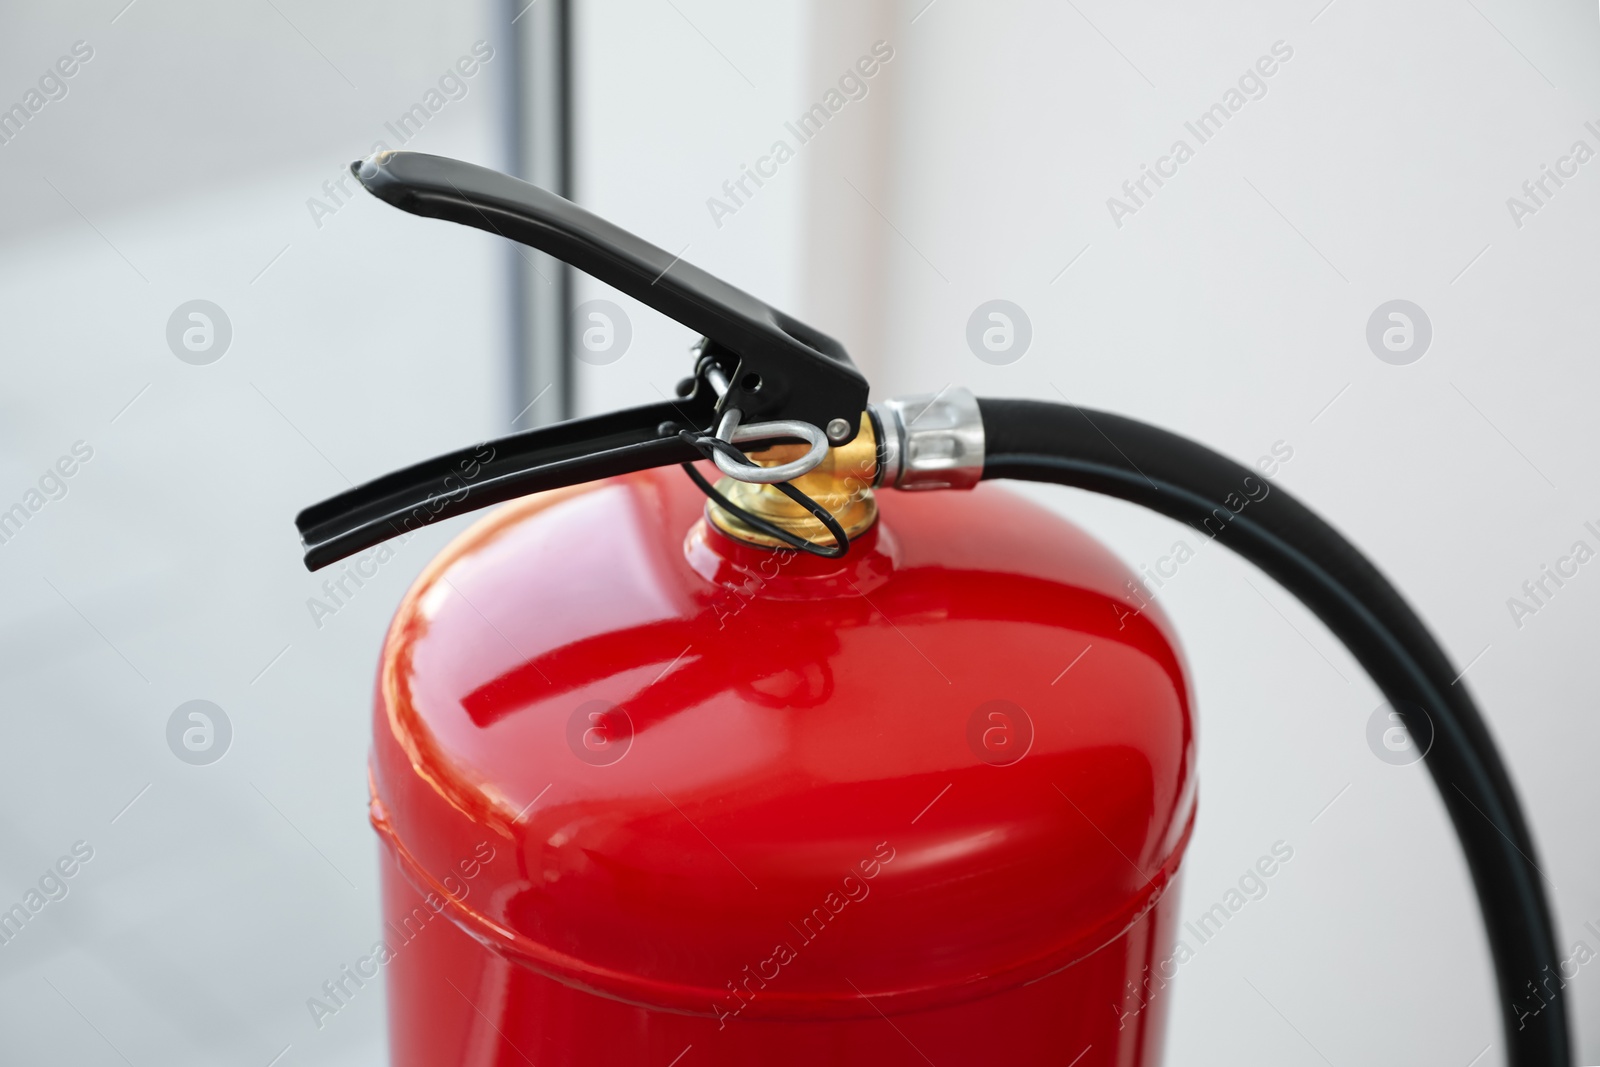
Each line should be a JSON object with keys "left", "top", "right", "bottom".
{"left": 370, "top": 465, "right": 1195, "bottom": 1066}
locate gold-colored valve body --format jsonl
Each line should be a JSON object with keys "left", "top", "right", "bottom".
{"left": 706, "top": 413, "right": 879, "bottom": 550}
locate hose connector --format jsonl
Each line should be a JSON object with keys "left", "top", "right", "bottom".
{"left": 873, "top": 387, "right": 985, "bottom": 491}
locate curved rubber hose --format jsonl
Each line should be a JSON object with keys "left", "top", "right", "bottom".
{"left": 978, "top": 398, "right": 1566, "bottom": 1067}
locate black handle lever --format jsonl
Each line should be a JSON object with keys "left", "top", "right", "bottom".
{"left": 296, "top": 152, "right": 873, "bottom": 571}
{"left": 353, "top": 151, "right": 868, "bottom": 436}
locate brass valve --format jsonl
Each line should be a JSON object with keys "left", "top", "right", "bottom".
{"left": 706, "top": 413, "right": 879, "bottom": 551}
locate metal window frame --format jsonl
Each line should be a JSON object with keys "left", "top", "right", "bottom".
{"left": 504, "top": 0, "right": 573, "bottom": 428}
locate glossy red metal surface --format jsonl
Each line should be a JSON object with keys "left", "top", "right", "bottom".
{"left": 371, "top": 467, "right": 1195, "bottom": 1065}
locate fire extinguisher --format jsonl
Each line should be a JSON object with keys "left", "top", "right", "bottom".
{"left": 296, "top": 151, "right": 1567, "bottom": 1066}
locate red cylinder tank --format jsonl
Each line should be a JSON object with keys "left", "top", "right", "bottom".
{"left": 368, "top": 465, "right": 1196, "bottom": 1066}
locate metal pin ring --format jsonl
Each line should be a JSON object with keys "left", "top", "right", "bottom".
{"left": 709, "top": 411, "right": 830, "bottom": 484}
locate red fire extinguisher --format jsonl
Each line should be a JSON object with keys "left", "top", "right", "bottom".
{"left": 297, "top": 152, "right": 1568, "bottom": 1066}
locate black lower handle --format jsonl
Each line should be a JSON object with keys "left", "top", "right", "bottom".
{"left": 296, "top": 392, "right": 714, "bottom": 571}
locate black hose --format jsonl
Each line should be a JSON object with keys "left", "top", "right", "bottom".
{"left": 977, "top": 398, "right": 1566, "bottom": 1067}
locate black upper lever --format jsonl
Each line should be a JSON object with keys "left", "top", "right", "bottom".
{"left": 354, "top": 151, "right": 866, "bottom": 434}
{"left": 295, "top": 152, "right": 871, "bottom": 571}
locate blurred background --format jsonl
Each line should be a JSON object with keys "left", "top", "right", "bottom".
{"left": 2, "top": 0, "right": 1598, "bottom": 1063}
